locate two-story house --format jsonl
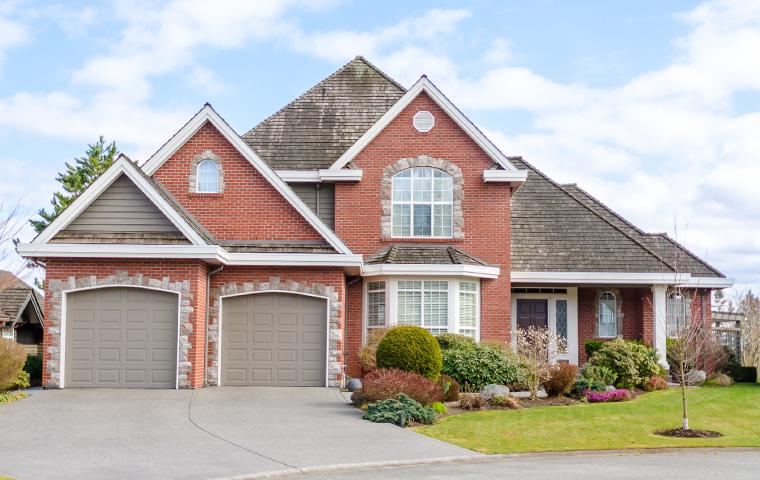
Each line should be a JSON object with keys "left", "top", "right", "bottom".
{"left": 18, "top": 57, "right": 732, "bottom": 389}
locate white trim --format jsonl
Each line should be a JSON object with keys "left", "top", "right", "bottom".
{"left": 275, "top": 170, "right": 364, "bottom": 183}
{"left": 226, "top": 253, "right": 364, "bottom": 270}
{"left": 363, "top": 263, "right": 500, "bottom": 279}
{"left": 652, "top": 285, "right": 669, "bottom": 368}
{"left": 31, "top": 156, "right": 207, "bottom": 246}
{"left": 483, "top": 169, "right": 528, "bottom": 183}
{"left": 318, "top": 169, "right": 363, "bottom": 182}
{"left": 511, "top": 288, "right": 578, "bottom": 365}
{"left": 511, "top": 271, "right": 734, "bottom": 288}
{"left": 327, "top": 77, "right": 524, "bottom": 175}
{"left": 140, "top": 104, "right": 354, "bottom": 255}
{"left": 59, "top": 285, "right": 182, "bottom": 389}
{"left": 217, "top": 290, "right": 331, "bottom": 387}
{"left": 18, "top": 243, "right": 227, "bottom": 261}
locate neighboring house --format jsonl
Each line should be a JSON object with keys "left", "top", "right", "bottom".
{"left": 17, "top": 57, "right": 732, "bottom": 389}
{"left": 0, "top": 271, "right": 44, "bottom": 356}
{"left": 713, "top": 310, "right": 744, "bottom": 361}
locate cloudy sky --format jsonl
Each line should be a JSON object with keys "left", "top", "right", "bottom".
{"left": 0, "top": 0, "right": 758, "bottom": 291}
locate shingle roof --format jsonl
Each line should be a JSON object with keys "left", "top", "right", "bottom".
{"left": 509, "top": 157, "right": 724, "bottom": 277}
{"left": 366, "top": 245, "right": 490, "bottom": 266}
{"left": 243, "top": 56, "right": 406, "bottom": 170}
{"left": 0, "top": 271, "right": 41, "bottom": 325}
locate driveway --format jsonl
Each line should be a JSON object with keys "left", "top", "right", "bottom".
{"left": 0, "top": 387, "right": 476, "bottom": 480}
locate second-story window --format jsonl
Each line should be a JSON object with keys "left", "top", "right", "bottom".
{"left": 392, "top": 167, "right": 453, "bottom": 237}
{"left": 196, "top": 159, "right": 220, "bottom": 193}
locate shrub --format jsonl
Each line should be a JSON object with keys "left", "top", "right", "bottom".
{"left": 438, "top": 374, "right": 460, "bottom": 402}
{"left": 429, "top": 402, "right": 447, "bottom": 414}
{"left": 350, "top": 391, "right": 369, "bottom": 408}
{"left": 442, "top": 343, "right": 522, "bottom": 390}
{"left": 0, "top": 339, "right": 26, "bottom": 391}
{"left": 581, "top": 365, "right": 618, "bottom": 386}
{"left": 361, "top": 368, "right": 443, "bottom": 405}
{"left": 24, "top": 354, "right": 42, "bottom": 386}
{"left": 362, "top": 394, "right": 437, "bottom": 427}
{"left": 376, "top": 326, "right": 442, "bottom": 380}
{"left": 358, "top": 328, "right": 388, "bottom": 372}
{"left": 571, "top": 377, "right": 605, "bottom": 397}
{"left": 436, "top": 333, "right": 475, "bottom": 351}
{"left": 487, "top": 395, "right": 520, "bottom": 409}
{"left": 644, "top": 375, "right": 668, "bottom": 391}
{"left": 459, "top": 392, "right": 484, "bottom": 410}
{"left": 730, "top": 366, "right": 757, "bottom": 383}
{"left": 515, "top": 327, "right": 567, "bottom": 399}
{"left": 584, "top": 340, "right": 605, "bottom": 359}
{"left": 705, "top": 373, "right": 733, "bottom": 387}
{"left": 544, "top": 363, "right": 579, "bottom": 397}
{"left": 588, "top": 338, "right": 659, "bottom": 389}
{"left": 585, "top": 388, "right": 631, "bottom": 403}
{"left": 0, "top": 391, "right": 27, "bottom": 404}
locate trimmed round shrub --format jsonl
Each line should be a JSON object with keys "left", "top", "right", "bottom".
{"left": 588, "top": 338, "right": 659, "bottom": 389}
{"left": 544, "top": 363, "right": 579, "bottom": 397}
{"left": 442, "top": 343, "right": 522, "bottom": 390}
{"left": 436, "top": 333, "right": 475, "bottom": 351}
{"left": 438, "top": 374, "right": 460, "bottom": 402}
{"left": 362, "top": 394, "right": 436, "bottom": 427}
{"left": 376, "top": 326, "right": 442, "bottom": 380}
{"left": 361, "top": 368, "right": 443, "bottom": 405}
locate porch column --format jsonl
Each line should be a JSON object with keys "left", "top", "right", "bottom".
{"left": 652, "top": 284, "right": 669, "bottom": 368}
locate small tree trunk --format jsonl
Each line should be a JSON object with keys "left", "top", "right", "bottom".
{"left": 680, "top": 359, "right": 689, "bottom": 430}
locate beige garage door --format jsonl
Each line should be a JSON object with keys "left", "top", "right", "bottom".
{"left": 221, "top": 293, "right": 326, "bottom": 386}
{"left": 65, "top": 287, "right": 178, "bottom": 388}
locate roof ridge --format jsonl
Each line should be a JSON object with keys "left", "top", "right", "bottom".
{"left": 243, "top": 56, "right": 406, "bottom": 139}
{"left": 652, "top": 233, "right": 725, "bottom": 278}
{"left": 513, "top": 156, "right": 676, "bottom": 272}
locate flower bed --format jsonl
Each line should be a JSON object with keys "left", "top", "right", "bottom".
{"left": 584, "top": 388, "right": 631, "bottom": 403}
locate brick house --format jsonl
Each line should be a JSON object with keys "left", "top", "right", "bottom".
{"left": 18, "top": 57, "right": 732, "bottom": 389}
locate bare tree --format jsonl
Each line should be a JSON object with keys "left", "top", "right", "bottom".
{"left": 0, "top": 199, "right": 28, "bottom": 274}
{"left": 737, "top": 291, "right": 760, "bottom": 370}
{"left": 514, "top": 326, "right": 566, "bottom": 400}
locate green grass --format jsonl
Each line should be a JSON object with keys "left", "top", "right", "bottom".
{"left": 416, "top": 384, "right": 760, "bottom": 453}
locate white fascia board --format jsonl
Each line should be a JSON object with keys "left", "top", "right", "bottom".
{"left": 327, "top": 77, "right": 520, "bottom": 173}
{"left": 362, "top": 264, "right": 500, "bottom": 279}
{"left": 226, "top": 253, "right": 364, "bottom": 268}
{"left": 17, "top": 243, "right": 227, "bottom": 262}
{"left": 32, "top": 156, "right": 206, "bottom": 246}
{"left": 511, "top": 271, "right": 732, "bottom": 287}
{"left": 139, "top": 105, "right": 354, "bottom": 255}
{"left": 275, "top": 170, "right": 364, "bottom": 182}
{"left": 318, "top": 169, "right": 362, "bottom": 181}
{"left": 483, "top": 169, "right": 528, "bottom": 184}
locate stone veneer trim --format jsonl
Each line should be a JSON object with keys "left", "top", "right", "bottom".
{"left": 206, "top": 277, "right": 342, "bottom": 387}
{"left": 189, "top": 150, "right": 225, "bottom": 193}
{"left": 380, "top": 155, "right": 465, "bottom": 239}
{"left": 44, "top": 272, "right": 194, "bottom": 388}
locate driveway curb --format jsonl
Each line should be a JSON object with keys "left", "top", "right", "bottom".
{"left": 210, "top": 447, "right": 760, "bottom": 479}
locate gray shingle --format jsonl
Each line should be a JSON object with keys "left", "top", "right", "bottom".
{"left": 366, "top": 245, "right": 489, "bottom": 266}
{"left": 0, "top": 271, "right": 40, "bottom": 325}
{"left": 243, "top": 56, "right": 405, "bottom": 170}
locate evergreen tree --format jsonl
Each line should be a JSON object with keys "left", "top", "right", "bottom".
{"left": 31, "top": 137, "right": 118, "bottom": 233}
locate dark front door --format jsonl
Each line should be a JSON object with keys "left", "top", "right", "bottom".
{"left": 517, "top": 299, "right": 548, "bottom": 330}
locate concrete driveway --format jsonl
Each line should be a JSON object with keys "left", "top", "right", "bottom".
{"left": 0, "top": 387, "right": 476, "bottom": 480}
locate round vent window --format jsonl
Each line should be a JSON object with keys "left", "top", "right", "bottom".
{"left": 412, "top": 111, "right": 435, "bottom": 133}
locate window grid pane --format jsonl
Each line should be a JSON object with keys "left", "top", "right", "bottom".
{"left": 391, "top": 167, "right": 453, "bottom": 238}
{"left": 459, "top": 281, "right": 477, "bottom": 334}
{"left": 395, "top": 281, "right": 452, "bottom": 334}
{"left": 197, "top": 160, "right": 219, "bottom": 193}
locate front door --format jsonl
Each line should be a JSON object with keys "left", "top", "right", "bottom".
{"left": 516, "top": 299, "right": 548, "bottom": 330}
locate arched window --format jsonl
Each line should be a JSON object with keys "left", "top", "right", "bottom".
{"left": 196, "top": 159, "right": 219, "bottom": 193}
{"left": 391, "top": 167, "right": 453, "bottom": 237}
{"left": 598, "top": 291, "right": 617, "bottom": 338}
{"left": 667, "top": 292, "right": 688, "bottom": 336}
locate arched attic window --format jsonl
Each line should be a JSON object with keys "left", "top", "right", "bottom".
{"left": 391, "top": 167, "right": 453, "bottom": 237}
{"left": 196, "top": 159, "right": 220, "bottom": 193}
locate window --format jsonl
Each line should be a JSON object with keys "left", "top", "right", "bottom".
{"left": 459, "top": 282, "right": 478, "bottom": 338}
{"left": 556, "top": 299, "right": 568, "bottom": 352}
{"left": 196, "top": 159, "right": 219, "bottom": 193}
{"left": 397, "top": 281, "right": 449, "bottom": 335}
{"left": 391, "top": 167, "right": 453, "bottom": 237}
{"left": 667, "top": 292, "right": 688, "bottom": 336}
{"left": 598, "top": 291, "right": 617, "bottom": 337}
{"left": 367, "top": 282, "right": 386, "bottom": 330}
{"left": 1, "top": 326, "right": 14, "bottom": 340}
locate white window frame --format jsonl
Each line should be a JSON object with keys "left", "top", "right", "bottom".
{"left": 362, "top": 276, "right": 480, "bottom": 342}
{"left": 666, "top": 291, "right": 689, "bottom": 337}
{"left": 598, "top": 291, "right": 618, "bottom": 338}
{"left": 391, "top": 167, "right": 453, "bottom": 238}
{"left": 196, "top": 159, "right": 220, "bottom": 193}
{"left": 366, "top": 281, "right": 387, "bottom": 331}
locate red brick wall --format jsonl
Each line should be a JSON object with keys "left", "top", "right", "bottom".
{"left": 345, "top": 278, "right": 363, "bottom": 376}
{"left": 43, "top": 258, "right": 208, "bottom": 388}
{"left": 335, "top": 92, "right": 513, "bottom": 351}
{"left": 152, "top": 121, "right": 322, "bottom": 241}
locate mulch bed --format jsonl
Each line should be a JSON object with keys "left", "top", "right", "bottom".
{"left": 655, "top": 428, "right": 723, "bottom": 438}
{"left": 518, "top": 396, "right": 579, "bottom": 408}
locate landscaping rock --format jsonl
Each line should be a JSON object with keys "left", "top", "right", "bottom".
{"left": 686, "top": 370, "right": 707, "bottom": 385}
{"left": 480, "top": 384, "right": 510, "bottom": 401}
{"left": 604, "top": 385, "right": 616, "bottom": 392}
{"left": 509, "top": 389, "right": 547, "bottom": 399}
{"left": 346, "top": 377, "right": 362, "bottom": 392}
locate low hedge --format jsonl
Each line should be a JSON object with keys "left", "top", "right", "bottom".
{"left": 360, "top": 368, "right": 443, "bottom": 405}
{"left": 731, "top": 366, "right": 758, "bottom": 383}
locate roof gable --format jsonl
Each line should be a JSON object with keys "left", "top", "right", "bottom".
{"left": 0, "top": 271, "right": 42, "bottom": 325}
{"left": 243, "top": 56, "right": 405, "bottom": 170}
{"left": 141, "top": 104, "right": 353, "bottom": 255}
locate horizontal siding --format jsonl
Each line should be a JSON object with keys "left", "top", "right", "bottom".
{"left": 290, "top": 183, "right": 335, "bottom": 229}
{"left": 61, "top": 175, "right": 182, "bottom": 234}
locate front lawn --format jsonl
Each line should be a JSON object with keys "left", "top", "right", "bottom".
{"left": 416, "top": 384, "right": 760, "bottom": 453}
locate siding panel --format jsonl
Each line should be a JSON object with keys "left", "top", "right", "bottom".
{"left": 289, "top": 183, "right": 335, "bottom": 229}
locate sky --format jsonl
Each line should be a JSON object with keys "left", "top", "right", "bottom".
{"left": 0, "top": 0, "right": 758, "bottom": 292}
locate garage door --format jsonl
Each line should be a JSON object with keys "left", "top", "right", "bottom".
{"left": 221, "top": 293, "right": 326, "bottom": 386}
{"left": 65, "top": 287, "right": 178, "bottom": 388}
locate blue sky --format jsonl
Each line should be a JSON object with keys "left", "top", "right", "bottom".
{"left": 1, "top": 0, "right": 758, "bottom": 292}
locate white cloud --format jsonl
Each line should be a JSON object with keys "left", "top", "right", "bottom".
{"left": 0, "top": 2, "right": 28, "bottom": 69}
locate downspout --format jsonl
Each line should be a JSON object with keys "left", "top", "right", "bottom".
{"left": 344, "top": 275, "right": 362, "bottom": 388}
{"left": 204, "top": 264, "right": 224, "bottom": 386}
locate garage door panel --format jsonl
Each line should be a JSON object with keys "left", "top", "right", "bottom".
{"left": 65, "top": 287, "right": 178, "bottom": 388}
{"left": 222, "top": 293, "right": 326, "bottom": 386}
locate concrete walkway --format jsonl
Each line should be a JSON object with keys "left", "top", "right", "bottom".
{"left": 0, "top": 387, "right": 476, "bottom": 480}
